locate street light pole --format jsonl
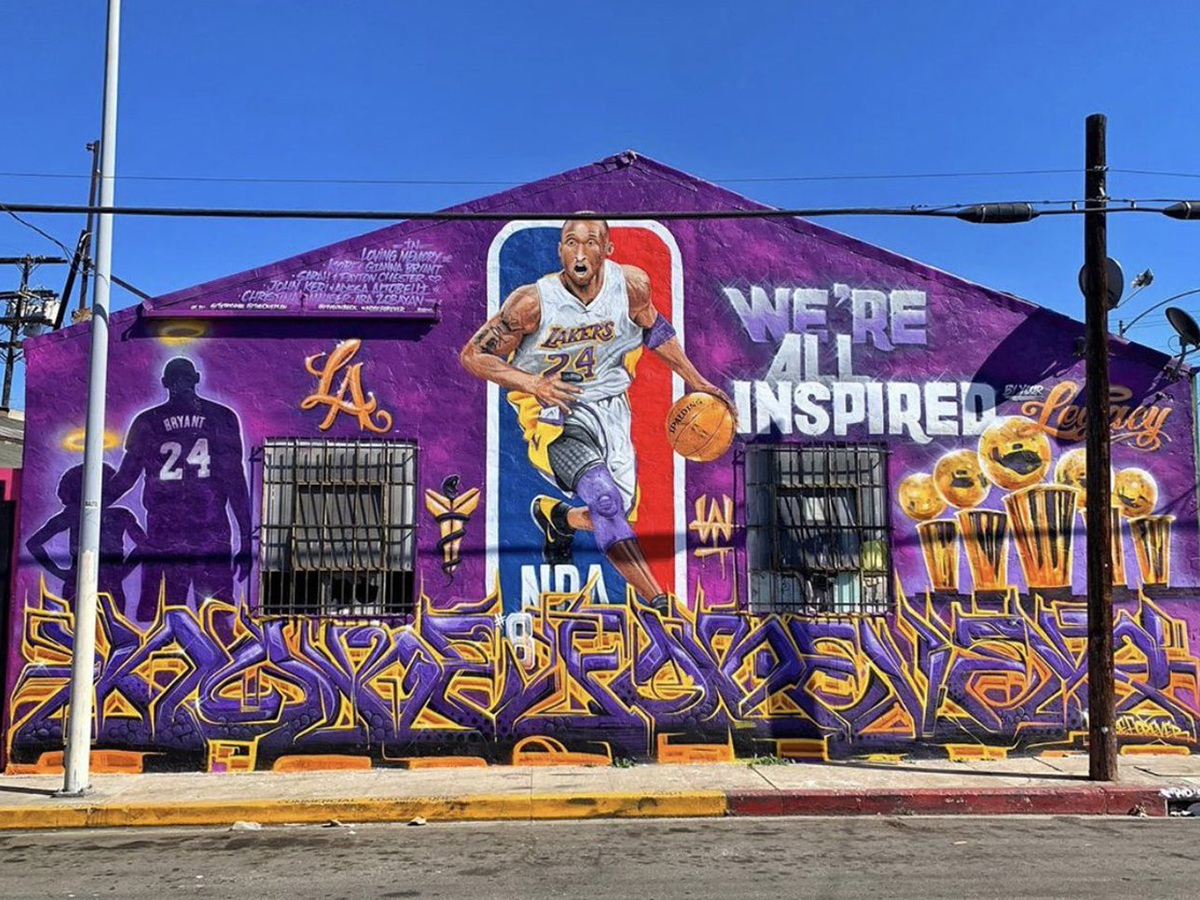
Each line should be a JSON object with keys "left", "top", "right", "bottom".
{"left": 61, "top": 0, "right": 121, "bottom": 797}
{"left": 1084, "top": 113, "right": 1118, "bottom": 782}
{"left": 1119, "top": 287, "right": 1200, "bottom": 337}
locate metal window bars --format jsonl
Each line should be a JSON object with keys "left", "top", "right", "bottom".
{"left": 746, "top": 443, "right": 890, "bottom": 615}
{"left": 260, "top": 438, "right": 417, "bottom": 617}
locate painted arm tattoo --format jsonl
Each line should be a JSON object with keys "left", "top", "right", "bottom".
{"left": 472, "top": 312, "right": 518, "bottom": 356}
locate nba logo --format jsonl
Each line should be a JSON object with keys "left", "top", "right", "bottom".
{"left": 485, "top": 221, "right": 687, "bottom": 614}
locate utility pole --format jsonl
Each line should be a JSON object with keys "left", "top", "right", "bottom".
{"left": 0, "top": 257, "right": 64, "bottom": 410}
{"left": 77, "top": 140, "right": 102, "bottom": 320}
{"left": 1084, "top": 113, "right": 1118, "bottom": 781}
{"left": 61, "top": 0, "right": 121, "bottom": 797}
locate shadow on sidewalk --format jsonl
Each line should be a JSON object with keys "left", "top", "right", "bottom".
{"left": 0, "top": 785, "right": 60, "bottom": 798}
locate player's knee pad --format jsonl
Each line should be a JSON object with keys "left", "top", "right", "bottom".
{"left": 575, "top": 466, "right": 633, "bottom": 552}
{"left": 546, "top": 425, "right": 604, "bottom": 494}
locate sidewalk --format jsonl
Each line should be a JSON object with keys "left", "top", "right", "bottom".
{"left": 2, "top": 753, "right": 1198, "bottom": 830}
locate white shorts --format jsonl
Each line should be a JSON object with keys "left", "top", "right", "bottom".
{"left": 540, "top": 394, "right": 637, "bottom": 511}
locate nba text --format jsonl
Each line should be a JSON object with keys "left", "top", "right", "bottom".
{"left": 520, "top": 564, "right": 611, "bottom": 608}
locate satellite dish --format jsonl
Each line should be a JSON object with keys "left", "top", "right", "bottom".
{"left": 1166, "top": 306, "right": 1200, "bottom": 349}
{"left": 1163, "top": 307, "right": 1200, "bottom": 382}
{"left": 1078, "top": 257, "right": 1126, "bottom": 309}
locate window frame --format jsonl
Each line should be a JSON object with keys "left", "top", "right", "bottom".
{"left": 256, "top": 436, "right": 419, "bottom": 619}
{"left": 742, "top": 442, "right": 892, "bottom": 617}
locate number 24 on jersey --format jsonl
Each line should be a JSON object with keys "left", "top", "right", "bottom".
{"left": 159, "top": 438, "right": 211, "bottom": 480}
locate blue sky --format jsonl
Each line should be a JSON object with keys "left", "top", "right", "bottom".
{"left": 2, "top": 1, "right": 1199, "bottom": 407}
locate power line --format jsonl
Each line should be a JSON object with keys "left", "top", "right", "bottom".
{"left": 5, "top": 165, "right": 1200, "bottom": 187}
{"left": 1, "top": 205, "right": 76, "bottom": 258}
{"left": 0, "top": 172, "right": 523, "bottom": 187}
{"left": 0, "top": 199, "right": 1180, "bottom": 223}
{"left": 719, "top": 168, "right": 1082, "bottom": 183}
{"left": 0, "top": 166, "right": 1090, "bottom": 187}
{"left": 1114, "top": 168, "right": 1200, "bottom": 180}
{"left": 0, "top": 203, "right": 150, "bottom": 299}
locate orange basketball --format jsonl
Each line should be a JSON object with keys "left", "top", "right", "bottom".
{"left": 666, "top": 392, "right": 735, "bottom": 462}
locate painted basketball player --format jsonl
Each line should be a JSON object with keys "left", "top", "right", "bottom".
{"left": 108, "top": 357, "right": 253, "bottom": 617}
{"left": 461, "top": 218, "right": 733, "bottom": 611}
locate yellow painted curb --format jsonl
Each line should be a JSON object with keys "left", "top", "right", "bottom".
{"left": 0, "top": 806, "right": 92, "bottom": 830}
{"left": 0, "top": 791, "right": 728, "bottom": 830}
{"left": 528, "top": 791, "right": 726, "bottom": 819}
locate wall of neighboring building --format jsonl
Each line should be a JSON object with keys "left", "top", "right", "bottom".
{"left": 0, "top": 411, "right": 24, "bottom": 469}
{"left": 4, "top": 157, "right": 1199, "bottom": 773}
{"left": 0, "top": 467, "right": 20, "bottom": 772}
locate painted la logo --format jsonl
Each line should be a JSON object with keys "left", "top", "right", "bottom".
{"left": 301, "top": 339, "right": 394, "bottom": 433}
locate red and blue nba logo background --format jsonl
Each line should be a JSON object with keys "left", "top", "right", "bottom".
{"left": 486, "top": 222, "right": 686, "bottom": 614}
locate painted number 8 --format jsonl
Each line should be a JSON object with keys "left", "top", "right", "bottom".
{"left": 159, "top": 438, "right": 211, "bottom": 481}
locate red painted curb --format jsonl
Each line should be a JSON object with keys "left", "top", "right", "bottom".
{"left": 725, "top": 786, "right": 1166, "bottom": 817}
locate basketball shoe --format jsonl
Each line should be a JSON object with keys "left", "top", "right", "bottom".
{"left": 531, "top": 495, "right": 576, "bottom": 564}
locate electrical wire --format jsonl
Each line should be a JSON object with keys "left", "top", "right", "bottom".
{"left": 0, "top": 167, "right": 1088, "bottom": 187}
{"left": 0, "top": 202, "right": 966, "bottom": 221}
{"left": 0, "top": 172, "right": 522, "bottom": 187}
{"left": 1114, "top": 168, "right": 1200, "bottom": 180}
{"left": 6, "top": 165, "right": 1200, "bottom": 187}
{"left": 721, "top": 168, "right": 1081, "bottom": 183}
{"left": 0, "top": 200, "right": 150, "bottom": 299}
{"left": 0, "top": 203, "right": 76, "bottom": 259}
{"left": 0, "top": 199, "right": 1181, "bottom": 222}
{"left": 5, "top": 165, "right": 1200, "bottom": 188}
{"left": 1124, "top": 318, "right": 1194, "bottom": 332}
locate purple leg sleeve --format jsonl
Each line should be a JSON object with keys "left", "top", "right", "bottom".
{"left": 575, "top": 466, "right": 634, "bottom": 552}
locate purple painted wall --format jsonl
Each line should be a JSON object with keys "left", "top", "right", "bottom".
{"left": 4, "top": 155, "right": 1199, "bottom": 773}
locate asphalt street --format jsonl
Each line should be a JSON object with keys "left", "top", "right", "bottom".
{"left": 2, "top": 816, "right": 1198, "bottom": 900}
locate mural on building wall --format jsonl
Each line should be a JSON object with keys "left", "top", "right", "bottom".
{"left": 897, "top": 418, "right": 1177, "bottom": 597}
{"left": 5, "top": 156, "right": 1200, "bottom": 772}
{"left": 8, "top": 580, "right": 1199, "bottom": 772}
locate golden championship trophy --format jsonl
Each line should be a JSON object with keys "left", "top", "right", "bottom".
{"left": 898, "top": 472, "right": 959, "bottom": 592}
{"left": 1129, "top": 515, "right": 1173, "bottom": 586}
{"left": 1114, "top": 468, "right": 1168, "bottom": 586}
{"left": 917, "top": 519, "right": 960, "bottom": 591}
{"left": 978, "top": 417, "right": 1074, "bottom": 590}
{"left": 1003, "top": 484, "right": 1078, "bottom": 589}
{"left": 955, "top": 509, "right": 1010, "bottom": 590}
{"left": 1055, "top": 448, "right": 1125, "bottom": 587}
{"left": 933, "top": 448, "right": 1007, "bottom": 592}
{"left": 1109, "top": 505, "right": 1128, "bottom": 587}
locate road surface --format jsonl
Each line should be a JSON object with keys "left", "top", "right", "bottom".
{"left": 2, "top": 816, "right": 1197, "bottom": 899}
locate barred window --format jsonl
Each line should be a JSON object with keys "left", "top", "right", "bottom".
{"left": 260, "top": 438, "right": 417, "bottom": 616}
{"left": 746, "top": 444, "right": 890, "bottom": 615}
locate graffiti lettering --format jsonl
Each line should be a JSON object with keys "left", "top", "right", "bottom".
{"left": 724, "top": 285, "right": 927, "bottom": 349}
{"left": 689, "top": 495, "right": 734, "bottom": 571}
{"left": 1021, "top": 381, "right": 1172, "bottom": 451}
{"left": 731, "top": 379, "right": 996, "bottom": 443}
{"left": 8, "top": 582, "right": 1198, "bottom": 770}
{"left": 301, "top": 339, "right": 394, "bottom": 433}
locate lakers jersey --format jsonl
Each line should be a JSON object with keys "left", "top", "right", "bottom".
{"left": 123, "top": 396, "right": 244, "bottom": 543}
{"left": 511, "top": 260, "right": 645, "bottom": 404}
